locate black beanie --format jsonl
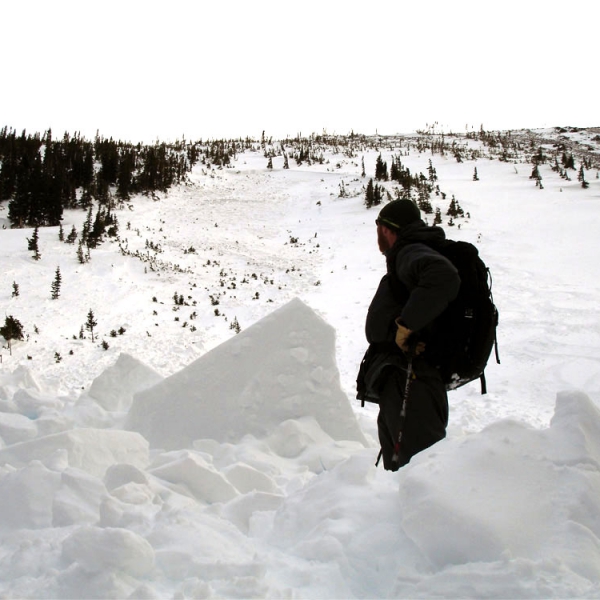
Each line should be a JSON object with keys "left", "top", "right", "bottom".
{"left": 377, "top": 200, "right": 421, "bottom": 230}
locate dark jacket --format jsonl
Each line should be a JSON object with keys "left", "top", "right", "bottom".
{"left": 365, "top": 220, "right": 460, "bottom": 345}
{"left": 357, "top": 220, "right": 460, "bottom": 405}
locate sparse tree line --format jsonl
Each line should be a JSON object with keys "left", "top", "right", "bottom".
{"left": 182, "top": 126, "right": 600, "bottom": 183}
{"left": 364, "top": 155, "right": 467, "bottom": 227}
{"left": 260, "top": 127, "right": 598, "bottom": 189}
{"left": 22, "top": 202, "right": 118, "bottom": 264}
{"left": 0, "top": 127, "right": 245, "bottom": 229}
{"left": 531, "top": 145, "right": 593, "bottom": 189}
{"left": 0, "top": 308, "right": 121, "bottom": 359}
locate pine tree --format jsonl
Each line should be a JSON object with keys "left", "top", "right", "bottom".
{"left": 446, "top": 195, "right": 465, "bottom": 218}
{"left": 365, "top": 179, "right": 383, "bottom": 208}
{"left": 534, "top": 146, "right": 546, "bottom": 164}
{"left": 365, "top": 178, "right": 375, "bottom": 208}
{"left": 66, "top": 225, "right": 78, "bottom": 244}
{"left": 27, "top": 226, "right": 41, "bottom": 260}
{"left": 1, "top": 315, "right": 24, "bottom": 355}
{"left": 530, "top": 164, "right": 542, "bottom": 186}
{"left": 230, "top": 317, "right": 241, "bottom": 334}
{"left": 88, "top": 205, "right": 106, "bottom": 248}
{"left": 562, "top": 152, "right": 575, "bottom": 169}
{"left": 51, "top": 266, "right": 61, "bottom": 299}
{"left": 373, "top": 183, "right": 383, "bottom": 206}
{"left": 375, "top": 154, "right": 388, "bottom": 181}
{"left": 85, "top": 309, "right": 97, "bottom": 342}
{"left": 81, "top": 206, "right": 93, "bottom": 244}
{"left": 427, "top": 160, "right": 438, "bottom": 182}
{"left": 116, "top": 148, "right": 135, "bottom": 200}
{"left": 77, "top": 240, "right": 87, "bottom": 264}
{"left": 12, "top": 281, "right": 19, "bottom": 297}
{"left": 473, "top": 167, "right": 479, "bottom": 181}
{"left": 578, "top": 165, "right": 589, "bottom": 188}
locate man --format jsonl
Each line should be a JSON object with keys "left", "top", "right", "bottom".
{"left": 357, "top": 199, "right": 460, "bottom": 470}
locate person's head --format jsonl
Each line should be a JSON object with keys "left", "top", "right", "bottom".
{"left": 375, "top": 200, "right": 421, "bottom": 253}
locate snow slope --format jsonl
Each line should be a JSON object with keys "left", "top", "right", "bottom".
{"left": 1, "top": 128, "right": 600, "bottom": 598}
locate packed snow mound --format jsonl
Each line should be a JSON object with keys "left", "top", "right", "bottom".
{"left": 88, "top": 352, "right": 163, "bottom": 412}
{"left": 126, "top": 298, "right": 367, "bottom": 449}
{"left": 396, "top": 390, "right": 600, "bottom": 586}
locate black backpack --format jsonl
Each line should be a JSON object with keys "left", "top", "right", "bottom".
{"left": 424, "top": 239, "right": 500, "bottom": 394}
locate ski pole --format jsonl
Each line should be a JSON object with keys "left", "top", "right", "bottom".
{"left": 391, "top": 354, "right": 413, "bottom": 465}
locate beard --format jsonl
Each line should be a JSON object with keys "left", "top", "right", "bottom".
{"left": 377, "top": 227, "right": 392, "bottom": 253}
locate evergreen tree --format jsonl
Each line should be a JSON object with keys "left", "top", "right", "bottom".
{"left": 562, "top": 152, "right": 575, "bottom": 170}
{"left": 116, "top": 148, "right": 135, "bottom": 200}
{"left": 51, "top": 266, "right": 61, "bottom": 299}
{"left": 446, "top": 195, "right": 465, "bottom": 218}
{"left": 417, "top": 193, "right": 433, "bottom": 214}
{"left": 77, "top": 240, "right": 88, "bottom": 264}
{"left": 85, "top": 309, "right": 98, "bottom": 342}
{"left": 364, "top": 178, "right": 376, "bottom": 208}
{"left": 473, "top": 167, "right": 479, "bottom": 181}
{"left": 27, "top": 226, "right": 41, "bottom": 260}
{"left": 375, "top": 153, "right": 388, "bottom": 181}
{"left": 530, "top": 164, "right": 542, "bottom": 185}
{"left": 551, "top": 156, "right": 561, "bottom": 173}
{"left": 533, "top": 146, "right": 546, "bottom": 164}
{"left": 79, "top": 186, "right": 93, "bottom": 209}
{"left": 66, "top": 225, "right": 78, "bottom": 244}
{"left": 1, "top": 315, "right": 24, "bottom": 355}
{"left": 81, "top": 206, "right": 93, "bottom": 244}
{"left": 12, "top": 281, "right": 19, "bottom": 297}
{"left": 373, "top": 182, "right": 383, "bottom": 206}
{"left": 88, "top": 205, "right": 106, "bottom": 248}
{"left": 578, "top": 165, "right": 589, "bottom": 188}
{"left": 427, "top": 159, "right": 438, "bottom": 182}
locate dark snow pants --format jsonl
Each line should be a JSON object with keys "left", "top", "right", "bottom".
{"left": 376, "top": 357, "right": 448, "bottom": 470}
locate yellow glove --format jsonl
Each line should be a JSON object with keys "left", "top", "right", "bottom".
{"left": 395, "top": 318, "right": 426, "bottom": 356}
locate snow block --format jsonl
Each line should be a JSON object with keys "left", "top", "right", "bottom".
{"left": 61, "top": 525, "right": 155, "bottom": 577}
{"left": 0, "top": 365, "right": 42, "bottom": 400}
{"left": 150, "top": 450, "right": 239, "bottom": 504}
{"left": 398, "top": 390, "right": 600, "bottom": 581}
{"left": 0, "top": 412, "right": 38, "bottom": 445}
{"left": 0, "top": 428, "right": 149, "bottom": 478}
{"left": 0, "top": 460, "right": 106, "bottom": 530}
{"left": 126, "top": 298, "right": 366, "bottom": 449}
{"left": 0, "top": 461, "right": 61, "bottom": 530}
{"left": 88, "top": 352, "right": 164, "bottom": 412}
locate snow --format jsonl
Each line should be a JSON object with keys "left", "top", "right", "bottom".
{"left": 1, "top": 129, "right": 600, "bottom": 598}
{"left": 125, "top": 297, "right": 366, "bottom": 449}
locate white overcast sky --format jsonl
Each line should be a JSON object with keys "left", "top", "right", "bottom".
{"left": 2, "top": 0, "right": 598, "bottom": 142}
